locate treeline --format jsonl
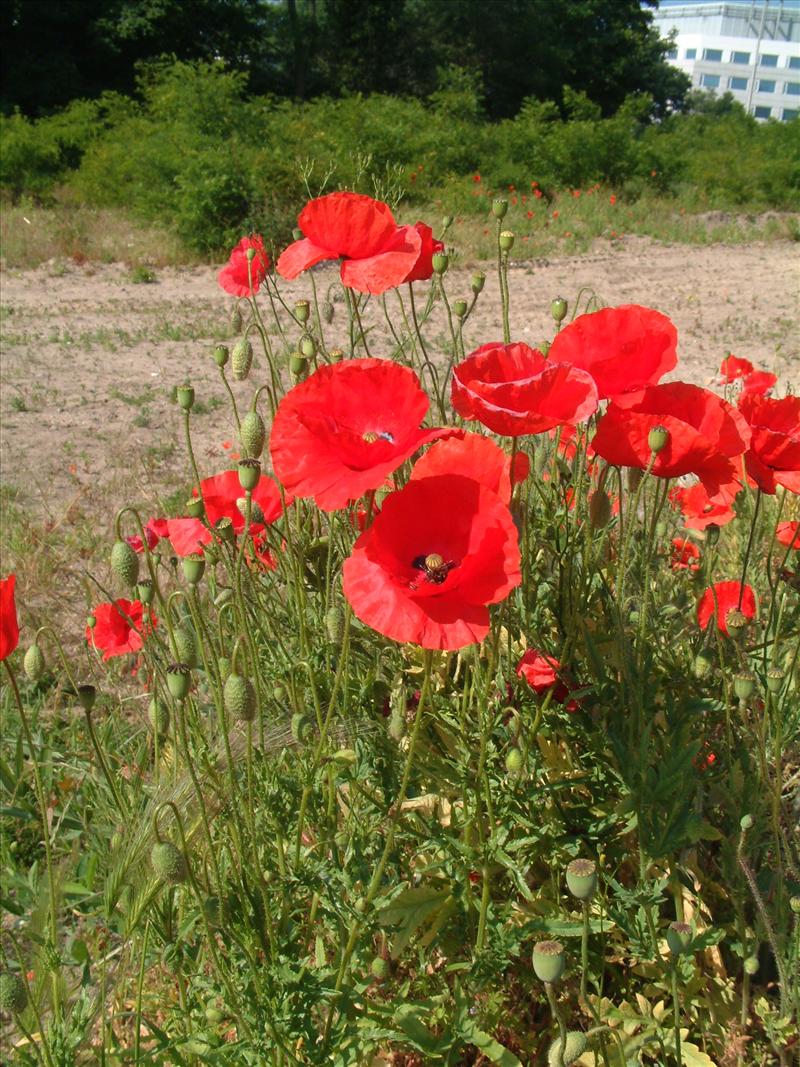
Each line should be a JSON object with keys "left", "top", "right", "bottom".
{"left": 1, "top": 62, "right": 797, "bottom": 254}
{"left": 1, "top": 0, "right": 687, "bottom": 119}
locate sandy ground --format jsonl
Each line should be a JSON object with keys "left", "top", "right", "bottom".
{"left": 1, "top": 236, "right": 798, "bottom": 526}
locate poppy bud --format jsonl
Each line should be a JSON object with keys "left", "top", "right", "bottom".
{"left": 217, "top": 656, "right": 231, "bottom": 682}
{"left": 693, "top": 653, "right": 712, "bottom": 679}
{"left": 290, "top": 352, "right": 308, "bottom": 378}
{"left": 111, "top": 539, "right": 139, "bottom": 587}
{"left": 648, "top": 425, "right": 669, "bottom": 454}
{"left": 325, "top": 607, "right": 344, "bottom": 644}
{"left": 291, "top": 712, "right": 311, "bottom": 743}
{"left": 790, "top": 896, "right": 800, "bottom": 914}
{"left": 293, "top": 227, "right": 303, "bottom": 240}
{"left": 499, "top": 230, "right": 515, "bottom": 252}
{"left": 533, "top": 940, "right": 566, "bottom": 983}
{"left": 734, "top": 672, "right": 755, "bottom": 701}
{"left": 77, "top": 684, "right": 96, "bottom": 712}
{"left": 432, "top": 251, "right": 449, "bottom": 275}
{"left": 151, "top": 841, "right": 188, "bottom": 885}
{"left": 505, "top": 747, "right": 523, "bottom": 777}
{"left": 230, "top": 307, "right": 243, "bottom": 333}
{"left": 331, "top": 748, "right": 356, "bottom": 766}
{"left": 588, "top": 489, "right": 612, "bottom": 530}
{"left": 300, "top": 334, "right": 316, "bottom": 358}
{"left": 492, "top": 198, "right": 508, "bottom": 219}
{"left": 666, "top": 921, "right": 692, "bottom": 955}
{"left": 705, "top": 523, "right": 721, "bottom": 547}
{"left": 627, "top": 468, "right": 643, "bottom": 492}
{"left": 240, "top": 410, "right": 266, "bottom": 459}
{"left": 766, "top": 667, "right": 784, "bottom": 694}
{"left": 238, "top": 458, "right": 261, "bottom": 492}
{"left": 294, "top": 300, "right": 310, "bottom": 324}
{"left": 539, "top": 339, "right": 551, "bottom": 356}
{"left": 744, "top": 955, "right": 759, "bottom": 975}
{"left": 245, "top": 246, "right": 258, "bottom": 263}
{"left": 171, "top": 626, "right": 198, "bottom": 668}
{"left": 136, "top": 578, "right": 154, "bottom": 606}
{"left": 566, "top": 858, "right": 598, "bottom": 900}
{"left": 167, "top": 663, "right": 192, "bottom": 701}
{"left": 388, "top": 707, "right": 405, "bottom": 741}
{"left": 471, "top": 272, "right": 486, "bottom": 294}
{"left": 213, "top": 343, "right": 230, "bottom": 367}
{"left": 370, "top": 956, "right": 389, "bottom": 980}
{"left": 328, "top": 347, "right": 344, "bottom": 363}
{"left": 148, "top": 698, "right": 170, "bottom": 737}
{"left": 224, "top": 673, "right": 256, "bottom": 722}
{"left": 231, "top": 338, "right": 253, "bottom": 381}
{"left": 185, "top": 496, "right": 204, "bottom": 519}
{"left": 547, "top": 1032, "right": 587, "bottom": 1067}
{"left": 182, "top": 554, "right": 205, "bottom": 586}
{"left": 453, "top": 299, "right": 468, "bottom": 319}
{"left": 23, "top": 644, "right": 45, "bottom": 682}
{"left": 176, "top": 384, "right": 195, "bottom": 412}
{"left": 442, "top": 214, "right": 454, "bottom": 229}
{"left": 87, "top": 614, "right": 96, "bottom": 629}
{"left": 551, "top": 297, "right": 568, "bottom": 323}
{"left": 0, "top": 972, "right": 28, "bottom": 1015}
{"left": 322, "top": 301, "right": 335, "bottom": 324}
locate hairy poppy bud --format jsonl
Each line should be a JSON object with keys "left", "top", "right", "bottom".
{"left": 230, "top": 306, "right": 243, "bottom": 333}
{"left": 666, "top": 921, "right": 692, "bottom": 955}
{"left": 213, "top": 343, "right": 230, "bottom": 367}
{"left": 551, "top": 297, "right": 568, "bottom": 323}
{"left": 432, "top": 251, "right": 449, "bottom": 275}
{"left": 294, "top": 300, "right": 310, "bottom": 324}
{"left": 111, "top": 539, "right": 139, "bottom": 587}
{"left": 588, "top": 489, "right": 612, "bottom": 530}
{"left": 166, "top": 663, "right": 192, "bottom": 701}
{"left": 505, "top": 748, "right": 523, "bottom": 777}
{"left": 740, "top": 813, "right": 753, "bottom": 831}
{"left": 151, "top": 841, "right": 188, "bottom": 885}
{"left": 238, "top": 458, "right": 261, "bottom": 492}
{"left": 453, "top": 299, "right": 468, "bottom": 318}
{"left": 547, "top": 1032, "right": 587, "bottom": 1067}
{"left": 566, "top": 858, "right": 598, "bottom": 900}
{"left": 300, "top": 334, "right": 316, "bottom": 359}
{"left": 239, "top": 410, "right": 266, "bottom": 459}
{"left": 224, "top": 673, "right": 256, "bottom": 722}
{"left": 0, "top": 972, "right": 28, "bottom": 1015}
{"left": 492, "top": 198, "right": 508, "bottom": 219}
{"left": 23, "top": 644, "right": 45, "bottom": 682}
{"left": 533, "top": 940, "right": 565, "bottom": 983}
{"left": 322, "top": 301, "right": 334, "bottom": 324}
{"left": 744, "top": 955, "right": 759, "bottom": 975}
{"left": 86, "top": 614, "right": 96, "bottom": 629}
{"left": 170, "top": 626, "right": 197, "bottom": 668}
{"left": 203, "top": 895, "right": 229, "bottom": 928}
{"left": 627, "top": 468, "right": 643, "bottom": 493}
{"left": 182, "top": 553, "right": 205, "bottom": 586}
{"left": 325, "top": 607, "right": 343, "bottom": 644}
{"left": 176, "top": 384, "right": 194, "bottom": 412}
{"left": 370, "top": 957, "right": 389, "bottom": 980}
{"left": 77, "top": 684, "right": 96, "bottom": 712}
{"left": 137, "top": 578, "right": 154, "bottom": 605}
{"left": 148, "top": 698, "right": 170, "bottom": 738}
{"left": 471, "top": 271, "right": 486, "bottom": 294}
{"left": 499, "top": 230, "right": 515, "bottom": 252}
{"left": 291, "top": 712, "right": 311, "bottom": 743}
{"left": 693, "top": 653, "right": 712, "bottom": 679}
{"left": 231, "top": 338, "right": 253, "bottom": 381}
{"left": 648, "top": 425, "right": 669, "bottom": 454}
{"left": 442, "top": 214, "right": 454, "bottom": 229}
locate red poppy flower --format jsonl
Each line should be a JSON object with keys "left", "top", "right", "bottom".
{"left": 670, "top": 481, "right": 738, "bottom": 530}
{"left": 199, "top": 470, "right": 287, "bottom": 533}
{"left": 697, "top": 581, "right": 756, "bottom": 635}
{"left": 516, "top": 649, "right": 578, "bottom": 711}
{"left": 401, "top": 222, "right": 444, "bottom": 284}
{"left": 409, "top": 432, "right": 512, "bottom": 503}
{"left": 671, "top": 538, "right": 700, "bottom": 571}
{"left": 451, "top": 341, "right": 598, "bottom": 437}
{"left": 166, "top": 517, "right": 213, "bottom": 557}
{"left": 720, "top": 355, "right": 754, "bottom": 382}
{"left": 126, "top": 517, "right": 169, "bottom": 554}
{"left": 0, "top": 575, "right": 19, "bottom": 662}
{"left": 218, "top": 235, "right": 270, "bottom": 298}
{"left": 741, "top": 370, "right": 777, "bottom": 397}
{"left": 546, "top": 305, "right": 677, "bottom": 401}
{"left": 343, "top": 474, "right": 521, "bottom": 650}
{"left": 276, "top": 192, "right": 423, "bottom": 295}
{"left": 86, "top": 600, "right": 155, "bottom": 660}
{"left": 776, "top": 521, "right": 800, "bottom": 550}
{"left": 271, "top": 358, "right": 451, "bottom": 511}
{"left": 590, "top": 383, "right": 750, "bottom": 503}
{"left": 738, "top": 393, "right": 800, "bottom": 495}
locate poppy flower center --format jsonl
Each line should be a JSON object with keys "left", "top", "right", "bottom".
{"left": 410, "top": 552, "right": 458, "bottom": 586}
{"left": 362, "top": 430, "right": 395, "bottom": 444}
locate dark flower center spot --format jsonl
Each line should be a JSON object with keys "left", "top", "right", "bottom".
{"left": 362, "top": 430, "right": 395, "bottom": 444}
{"left": 411, "top": 553, "right": 457, "bottom": 585}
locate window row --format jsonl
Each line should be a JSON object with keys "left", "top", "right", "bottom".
{"left": 754, "top": 107, "right": 798, "bottom": 120}
{"left": 678, "top": 48, "right": 799, "bottom": 68}
{"left": 700, "top": 73, "right": 800, "bottom": 95}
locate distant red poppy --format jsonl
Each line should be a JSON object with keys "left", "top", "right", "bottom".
{"left": 534, "top": 189, "right": 543, "bottom": 199}
{"left": 0, "top": 575, "right": 19, "bottom": 662}
{"left": 720, "top": 355, "right": 754, "bottom": 382}
{"left": 516, "top": 649, "right": 578, "bottom": 711}
{"left": 166, "top": 518, "right": 213, "bottom": 557}
{"left": 87, "top": 599, "right": 155, "bottom": 660}
{"left": 218, "top": 235, "right": 270, "bottom": 298}
{"left": 271, "top": 358, "right": 451, "bottom": 511}
{"left": 451, "top": 341, "right": 598, "bottom": 437}
{"left": 547, "top": 305, "right": 678, "bottom": 400}
{"left": 741, "top": 370, "right": 777, "bottom": 397}
{"left": 591, "top": 383, "right": 750, "bottom": 503}
{"left": 738, "top": 393, "right": 800, "bottom": 494}
{"left": 126, "top": 517, "right": 169, "bottom": 554}
{"left": 343, "top": 474, "right": 521, "bottom": 649}
{"left": 671, "top": 538, "right": 701, "bottom": 571}
{"left": 277, "top": 192, "right": 423, "bottom": 295}
{"left": 776, "top": 521, "right": 800, "bottom": 550}
{"left": 401, "top": 222, "right": 444, "bottom": 284}
{"left": 199, "top": 470, "right": 287, "bottom": 533}
{"left": 609, "top": 195, "right": 616, "bottom": 205}
{"left": 697, "top": 581, "right": 756, "bottom": 635}
{"left": 409, "top": 432, "right": 511, "bottom": 502}
{"left": 670, "top": 481, "right": 738, "bottom": 530}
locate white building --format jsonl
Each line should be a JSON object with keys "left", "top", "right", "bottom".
{"left": 652, "top": 1, "right": 800, "bottom": 120}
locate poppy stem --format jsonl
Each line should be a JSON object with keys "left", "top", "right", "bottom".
{"left": 737, "top": 488, "right": 762, "bottom": 610}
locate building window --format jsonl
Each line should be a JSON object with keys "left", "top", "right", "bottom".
{"left": 760, "top": 54, "right": 778, "bottom": 68}
{"left": 729, "top": 76, "right": 748, "bottom": 91}
{"left": 666, "top": 47, "right": 678, "bottom": 60}
{"left": 754, "top": 106, "right": 772, "bottom": 118}
{"left": 789, "top": 57, "right": 800, "bottom": 70}
{"left": 701, "top": 73, "right": 721, "bottom": 89}
{"left": 703, "top": 48, "right": 723, "bottom": 62}
{"left": 784, "top": 109, "right": 799, "bottom": 121}
{"left": 731, "top": 51, "right": 750, "bottom": 64}
{"left": 685, "top": 48, "right": 697, "bottom": 60}
{"left": 759, "top": 80, "right": 776, "bottom": 93}
{"left": 787, "top": 82, "right": 800, "bottom": 96}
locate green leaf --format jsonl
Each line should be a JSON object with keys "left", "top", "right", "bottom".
{"left": 460, "top": 1022, "right": 523, "bottom": 1066}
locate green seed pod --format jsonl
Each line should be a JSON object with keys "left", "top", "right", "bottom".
{"left": 293, "top": 227, "right": 303, "bottom": 241}
{"left": 790, "top": 895, "right": 800, "bottom": 914}
{"left": 325, "top": 607, "right": 344, "bottom": 644}
{"left": 300, "top": 334, "right": 316, "bottom": 358}
{"left": 565, "top": 858, "right": 598, "bottom": 901}
{"left": 294, "top": 300, "right": 310, "bottom": 324}
{"left": 370, "top": 957, "right": 389, "bottom": 980}
{"left": 551, "top": 297, "right": 568, "bottom": 323}
{"left": 166, "top": 663, "right": 192, "bottom": 701}
{"left": 505, "top": 748, "right": 523, "bottom": 777}
{"left": 230, "top": 304, "right": 244, "bottom": 332}
{"left": 23, "top": 644, "right": 45, "bottom": 682}
{"left": 693, "top": 653, "right": 713, "bottom": 679}
{"left": 492, "top": 198, "right": 508, "bottom": 219}
{"left": 171, "top": 627, "right": 198, "bottom": 669}
{"left": 182, "top": 554, "right": 205, "bottom": 586}
{"left": 213, "top": 343, "right": 230, "bottom": 367}
{"left": 86, "top": 614, "right": 96, "bottom": 629}
{"left": 539, "top": 339, "right": 551, "bottom": 356}
{"left": 239, "top": 410, "right": 266, "bottom": 459}
{"left": 588, "top": 489, "right": 612, "bottom": 530}
{"left": 231, "top": 338, "right": 253, "bottom": 380}
{"left": 744, "top": 955, "right": 759, "bottom": 975}
{"left": 547, "top": 1031, "right": 588, "bottom": 1067}
{"left": 648, "top": 425, "right": 669, "bottom": 454}
{"left": 238, "top": 458, "right": 261, "bottom": 492}
{"left": 77, "top": 685, "right": 96, "bottom": 712}
{"left": 471, "top": 271, "right": 486, "bottom": 294}
{"left": 137, "top": 578, "right": 154, "bottom": 605}
{"left": 111, "top": 539, "right": 139, "bottom": 587}
{"left": 734, "top": 672, "right": 756, "bottom": 701}
{"left": 666, "top": 920, "right": 693, "bottom": 955}
{"left": 290, "top": 352, "right": 308, "bottom": 378}
{"left": 766, "top": 667, "right": 785, "bottom": 694}
{"left": 740, "top": 813, "right": 754, "bottom": 831}
{"left": 453, "top": 298, "right": 468, "bottom": 318}
{"left": 176, "top": 384, "right": 195, "bottom": 411}
{"left": 432, "top": 251, "right": 449, "bottom": 274}
{"left": 291, "top": 712, "right": 311, "bottom": 743}
{"left": 533, "top": 940, "right": 566, "bottom": 983}
{"left": 185, "top": 496, "right": 204, "bottom": 519}
{"left": 148, "top": 698, "right": 170, "bottom": 737}
{"left": 224, "top": 673, "right": 257, "bottom": 722}
{"left": 215, "top": 517, "right": 235, "bottom": 544}
{"left": 499, "top": 229, "right": 515, "bottom": 252}
{"left": 328, "top": 347, "right": 344, "bottom": 362}
{"left": 727, "top": 610, "right": 749, "bottom": 636}
{"left": 0, "top": 972, "right": 28, "bottom": 1015}
{"left": 151, "top": 841, "right": 188, "bottom": 885}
